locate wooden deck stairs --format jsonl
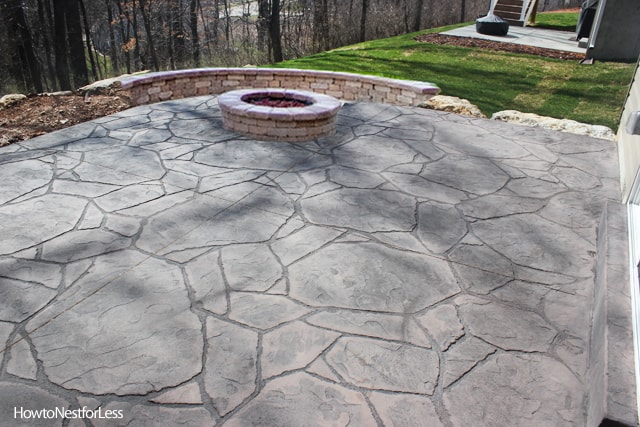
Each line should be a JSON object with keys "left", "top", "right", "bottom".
{"left": 491, "top": 0, "right": 539, "bottom": 27}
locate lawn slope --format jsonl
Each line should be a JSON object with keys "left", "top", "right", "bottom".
{"left": 272, "top": 18, "right": 634, "bottom": 130}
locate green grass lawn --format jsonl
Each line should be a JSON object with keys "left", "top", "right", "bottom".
{"left": 532, "top": 12, "right": 579, "bottom": 32}
{"left": 271, "top": 15, "right": 635, "bottom": 130}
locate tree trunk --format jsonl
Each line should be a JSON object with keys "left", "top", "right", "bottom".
{"left": 190, "top": 0, "right": 200, "bottom": 67}
{"left": 414, "top": 0, "right": 425, "bottom": 31}
{"left": 169, "top": 0, "right": 186, "bottom": 68}
{"left": 360, "top": 0, "right": 369, "bottom": 42}
{"left": 106, "top": 0, "right": 119, "bottom": 74}
{"left": 269, "top": 0, "right": 283, "bottom": 62}
{"left": 137, "top": 0, "right": 160, "bottom": 70}
{"left": 79, "top": 0, "right": 99, "bottom": 81}
{"left": 37, "top": 0, "right": 55, "bottom": 90}
{"left": 52, "top": 0, "right": 71, "bottom": 90}
{"left": 313, "top": 0, "right": 329, "bottom": 52}
{"left": 1, "top": 0, "right": 44, "bottom": 92}
{"left": 257, "top": 0, "right": 269, "bottom": 50}
{"left": 65, "top": 0, "right": 89, "bottom": 88}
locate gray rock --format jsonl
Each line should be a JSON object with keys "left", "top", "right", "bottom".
{"left": 29, "top": 252, "right": 203, "bottom": 395}
{"left": 289, "top": 242, "right": 459, "bottom": 313}
{"left": 0, "top": 383, "right": 68, "bottom": 427}
{"left": 472, "top": 213, "right": 594, "bottom": 277}
{"left": 0, "top": 258, "right": 62, "bottom": 289}
{"left": 205, "top": 317, "right": 258, "bottom": 415}
{"left": 506, "top": 177, "right": 567, "bottom": 199}
{"left": 221, "top": 244, "right": 283, "bottom": 291}
{"left": 421, "top": 156, "right": 509, "bottom": 195}
{"left": 91, "top": 402, "right": 215, "bottom": 427}
{"left": 301, "top": 188, "right": 416, "bottom": 232}
{"left": 94, "top": 183, "right": 165, "bottom": 212}
{"left": 369, "top": 391, "right": 445, "bottom": 427}
{"left": 457, "top": 296, "right": 556, "bottom": 352}
{"left": 184, "top": 251, "right": 227, "bottom": 314}
{"left": 416, "top": 304, "right": 464, "bottom": 351}
{"left": 149, "top": 382, "right": 202, "bottom": 404}
{"left": 229, "top": 293, "right": 310, "bottom": 329}
{"left": 326, "top": 337, "right": 439, "bottom": 394}
{"left": 384, "top": 172, "right": 468, "bottom": 203}
{"left": 444, "top": 353, "right": 583, "bottom": 426}
{"left": 270, "top": 225, "right": 342, "bottom": 266}
{"left": 417, "top": 202, "right": 467, "bottom": 253}
{"left": 196, "top": 140, "right": 329, "bottom": 171}
{"left": 41, "top": 229, "right": 130, "bottom": 262}
{"left": 0, "top": 159, "right": 53, "bottom": 204}
{"left": 334, "top": 135, "right": 417, "bottom": 172}
{"left": 261, "top": 321, "right": 340, "bottom": 379}
{"left": 459, "top": 194, "right": 545, "bottom": 219}
{"left": 0, "top": 277, "right": 57, "bottom": 322}
{"left": 0, "top": 194, "right": 86, "bottom": 255}
{"left": 226, "top": 373, "right": 376, "bottom": 426}
{"left": 307, "top": 309, "right": 430, "bottom": 347}
{"left": 7, "top": 334, "right": 38, "bottom": 380}
{"left": 442, "top": 337, "right": 496, "bottom": 387}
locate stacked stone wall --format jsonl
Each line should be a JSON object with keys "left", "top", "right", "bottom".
{"left": 120, "top": 68, "right": 440, "bottom": 107}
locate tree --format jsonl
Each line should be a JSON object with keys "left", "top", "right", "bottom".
{"left": 360, "top": 0, "right": 369, "bottom": 42}
{"left": 190, "top": 0, "right": 200, "bottom": 66}
{"left": 269, "top": 0, "right": 282, "bottom": 62}
{"left": 1, "top": 0, "right": 43, "bottom": 92}
{"left": 53, "top": 0, "right": 89, "bottom": 89}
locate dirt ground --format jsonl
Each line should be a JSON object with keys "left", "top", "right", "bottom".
{"left": 0, "top": 93, "right": 130, "bottom": 147}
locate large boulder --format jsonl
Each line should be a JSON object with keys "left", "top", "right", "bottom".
{"left": 420, "top": 95, "right": 486, "bottom": 118}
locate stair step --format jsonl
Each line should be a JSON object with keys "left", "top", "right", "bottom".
{"left": 494, "top": 5, "right": 523, "bottom": 12}
{"left": 495, "top": 0, "right": 524, "bottom": 6}
{"left": 494, "top": 11, "right": 521, "bottom": 19}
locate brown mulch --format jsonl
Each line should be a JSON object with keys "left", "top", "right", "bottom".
{"left": 0, "top": 93, "right": 130, "bottom": 147}
{"left": 414, "top": 33, "right": 585, "bottom": 61}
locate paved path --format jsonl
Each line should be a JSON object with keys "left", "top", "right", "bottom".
{"left": 0, "top": 96, "right": 620, "bottom": 426}
{"left": 442, "top": 24, "right": 585, "bottom": 54}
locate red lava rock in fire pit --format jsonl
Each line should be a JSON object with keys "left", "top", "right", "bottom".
{"left": 219, "top": 89, "right": 341, "bottom": 142}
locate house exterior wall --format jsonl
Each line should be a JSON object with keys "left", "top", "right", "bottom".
{"left": 618, "top": 58, "right": 640, "bottom": 202}
{"left": 587, "top": 0, "right": 640, "bottom": 61}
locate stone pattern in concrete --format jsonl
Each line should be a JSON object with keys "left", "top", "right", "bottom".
{"left": 0, "top": 95, "right": 621, "bottom": 426}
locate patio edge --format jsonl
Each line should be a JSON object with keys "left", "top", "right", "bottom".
{"left": 588, "top": 201, "right": 638, "bottom": 426}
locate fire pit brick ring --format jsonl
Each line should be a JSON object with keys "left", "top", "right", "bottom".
{"left": 218, "top": 88, "right": 342, "bottom": 142}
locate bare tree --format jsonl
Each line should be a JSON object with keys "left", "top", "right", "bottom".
{"left": 269, "top": 0, "right": 282, "bottom": 61}
{"left": 1, "top": 0, "right": 43, "bottom": 92}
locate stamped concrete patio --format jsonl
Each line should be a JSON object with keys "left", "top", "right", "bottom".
{"left": 0, "top": 96, "right": 626, "bottom": 426}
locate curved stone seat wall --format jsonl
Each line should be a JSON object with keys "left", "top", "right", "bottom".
{"left": 120, "top": 68, "right": 440, "bottom": 107}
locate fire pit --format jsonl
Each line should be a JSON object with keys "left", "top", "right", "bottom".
{"left": 218, "top": 89, "right": 341, "bottom": 142}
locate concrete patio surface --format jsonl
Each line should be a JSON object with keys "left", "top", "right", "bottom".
{"left": 0, "top": 96, "right": 625, "bottom": 426}
{"left": 442, "top": 24, "right": 585, "bottom": 54}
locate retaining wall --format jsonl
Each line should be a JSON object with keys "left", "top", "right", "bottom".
{"left": 120, "top": 68, "right": 440, "bottom": 107}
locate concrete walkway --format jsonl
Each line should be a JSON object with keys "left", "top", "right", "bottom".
{"left": 442, "top": 24, "right": 585, "bottom": 54}
{"left": 0, "top": 96, "right": 621, "bottom": 426}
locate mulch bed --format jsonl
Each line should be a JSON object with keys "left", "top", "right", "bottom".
{"left": 414, "top": 33, "right": 585, "bottom": 61}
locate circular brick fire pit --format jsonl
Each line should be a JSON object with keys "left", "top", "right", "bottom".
{"left": 218, "top": 88, "right": 341, "bottom": 142}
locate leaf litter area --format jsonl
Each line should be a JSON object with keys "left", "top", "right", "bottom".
{"left": 0, "top": 93, "right": 130, "bottom": 147}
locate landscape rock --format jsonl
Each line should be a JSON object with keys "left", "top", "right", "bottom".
{"left": 420, "top": 95, "right": 486, "bottom": 118}
{"left": 0, "top": 94, "right": 26, "bottom": 108}
{"left": 492, "top": 110, "right": 615, "bottom": 140}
